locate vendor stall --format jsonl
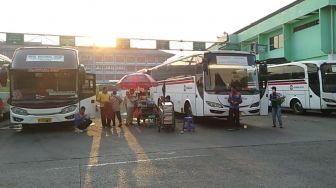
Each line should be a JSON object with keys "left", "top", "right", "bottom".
{"left": 117, "top": 72, "right": 159, "bottom": 127}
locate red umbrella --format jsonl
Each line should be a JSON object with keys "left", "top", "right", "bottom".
{"left": 117, "top": 73, "right": 158, "bottom": 89}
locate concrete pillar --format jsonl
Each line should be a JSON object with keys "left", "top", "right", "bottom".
{"left": 320, "top": 6, "right": 336, "bottom": 55}
{"left": 283, "top": 24, "right": 293, "bottom": 61}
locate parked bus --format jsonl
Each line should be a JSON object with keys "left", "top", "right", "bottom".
{"left": 147, "top": 51, "right": 268, "bottom": 118}
{"left": 0, "top": 54, "right": 11, "bottom": 117}
{"left": 267, "top": 61, "right": 336, "bottom": 115}
{"left": 0, "top": 47, "right": 96, "bottom": 127}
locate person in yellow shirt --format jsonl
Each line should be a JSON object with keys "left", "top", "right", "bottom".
{"left": 97, "top": 87, "right": 111, "bottom": 128}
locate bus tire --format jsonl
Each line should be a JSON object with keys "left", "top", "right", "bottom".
{"left": 291, "top": 99, "right": 305, "bottom": 115}
{"left": 321, "top": 109, "right": 332, "bottom": 116}
{"left": 21, "top": 124, "right": 31, "bottom": 131}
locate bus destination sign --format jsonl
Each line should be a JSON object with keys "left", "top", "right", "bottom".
{"left": 26, "top": 55, "right": 64, "bottom": 62}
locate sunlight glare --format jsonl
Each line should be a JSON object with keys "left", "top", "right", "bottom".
{"left": 92, "top": 33, "right": 117, "bottom": 47}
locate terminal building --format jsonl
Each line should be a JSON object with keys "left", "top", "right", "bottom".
{"left": 77, "top": 47, "right": 173, "bottom": 80}
{"left": 0, "top": 42, "right": 174, "bottom": 81}
{"left": 211, "top": 0, "right": 336, "bottom": 64}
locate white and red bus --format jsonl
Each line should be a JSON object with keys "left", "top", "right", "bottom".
{"left": 0, "top": 47, "right": 96, "bottom": 127}
{"left": 147, "top": 51, "right": 268, "bottom": 118}
{"left": 268, "top": 61, "right": 336, "bottom": 115}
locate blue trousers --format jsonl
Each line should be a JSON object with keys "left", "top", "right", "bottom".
{"left": 272, "top": 105, "right": 282, "bottom": 127}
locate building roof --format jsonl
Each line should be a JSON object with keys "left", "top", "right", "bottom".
{"left": 77, "top": 46, "right": 174, "bottom": 57}
{"left": 233, "top": 0, "right": 304, "bottom": 35}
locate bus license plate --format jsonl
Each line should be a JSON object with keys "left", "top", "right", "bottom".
{"left": 38, "top": 118, "right": 52, "bottom": 123}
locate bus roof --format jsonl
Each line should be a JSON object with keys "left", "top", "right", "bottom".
{"left": 11, "top": 47, "right": 78, "bottom": 70}
{"left": 148, "top": 50, "right": 253, "bottom": 71}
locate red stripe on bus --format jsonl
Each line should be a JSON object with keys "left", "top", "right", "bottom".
{"left": 269, "top": 81, "right": 306, "bottom": 85}
{"left": 161, "top": 80, "right": 195, "bottom": 85}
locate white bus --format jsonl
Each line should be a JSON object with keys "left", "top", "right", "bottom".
{"left": 148, "top": 51, "right": 268, "bottom": 118}
{"left": 0, "top": 47, "right": 96, "bottom": 127}
{"left": 268, "top": 61, "right": 336, "bottom": 115}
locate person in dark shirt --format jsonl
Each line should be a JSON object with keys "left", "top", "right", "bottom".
{"left": 228, "top": 86, "right": 242, "bottom": 128}
{"left": 270, "top": 86, "right": 285, "bottom": 128}
{"left": 74, "top": 106, "right": 92, "bottom": 133}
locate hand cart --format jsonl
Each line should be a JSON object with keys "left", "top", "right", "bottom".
{"left": 158, "top": 101, "right": 175, "bottom": 132}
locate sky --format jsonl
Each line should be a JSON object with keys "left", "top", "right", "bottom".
{"left": 1, "top": 0, "right": 296, "bottom": 44}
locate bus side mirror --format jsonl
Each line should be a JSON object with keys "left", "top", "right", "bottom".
{"left": 0, "top": 66, "right": 8, "bottom": 87}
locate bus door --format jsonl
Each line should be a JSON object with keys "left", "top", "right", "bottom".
{"left": 195, "top": 74, "right": 204, "bottom": 116}
{"left": 306, "top": 63, "right": 321, "bottom": 109}
{"left": 79, "top": 73, "right": 96, "bottom": 119}
{"left": 259, "top": 63, "right": 269, "bottom": 115}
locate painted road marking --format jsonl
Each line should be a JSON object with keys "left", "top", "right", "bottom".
{"left": 46, "top": 154, "right": 209, "bottom": 171}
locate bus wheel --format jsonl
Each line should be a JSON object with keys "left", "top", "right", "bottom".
{"left": 184, "top": 102, "right": 193, "bottom": 117}
{"left": 292, "top": 100, "right": 305, "bottom": 115}
{"left": 21, "top": 124, "right": 31, "bottom": 131}
{"left": 321, "top": 109, "right": 332, "bottom": 116}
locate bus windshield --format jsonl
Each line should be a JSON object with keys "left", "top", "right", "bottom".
{"left": 205, "top": 65, "right": 259, "bottom": 94}
{"left": 321, "top": 63, "right": 336, "bottom": 93}
{"left": 11, "top": 70, "right": 77, "bottom": 101}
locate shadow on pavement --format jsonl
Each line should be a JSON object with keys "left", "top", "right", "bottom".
{"left": 174, "top": 114, "right": 241, "bottom": 130}
{"left": 17, "top": 123, "right": 75, "bottom": 134}
{"left": 281, "top": 109, "right": 336, "bottom": 118}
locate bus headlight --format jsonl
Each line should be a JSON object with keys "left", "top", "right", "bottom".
{"left": 61, "top": 105, "right": 77, "bottom": 114}
{"left": 206, "top": 101, "right": 224, "bottom": 108}
{"left": 250, "top": 102, "right": 260, "bottom": 108}
{"left": 11, "top": 107, "right": 28, "bottom": 116}
{"left": 323, "top": 98, "right": 336, "bottom": 103}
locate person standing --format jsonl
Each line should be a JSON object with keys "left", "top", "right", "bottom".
{"left": 124, "top": 91, "right": 136, "bottom": 126}
{"left": 74, "top": 106, "right": 92, "bottom": 133}
{"left": 97, "top": 87, "right": 111, "bottom": 128}
{"left": 228, "top": 86, "right": 242, "bottom": 128}
{"left": 270, "top": 86, "right": 284, "bottom": 128}
{"left": 111, "top": 91, "right": 123, "bottom": 127}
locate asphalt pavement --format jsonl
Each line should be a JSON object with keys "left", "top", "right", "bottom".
{"left": 0, "top": 112, "right": 335, "bottom": 188}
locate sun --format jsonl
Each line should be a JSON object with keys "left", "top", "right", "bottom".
{"left": 91, "top": 32, "right": 117, "bottom": 47}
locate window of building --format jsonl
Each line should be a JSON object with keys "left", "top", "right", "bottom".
{"left": 294, "top": 20, "right": 319, "bottom": 32}
{"left": 147, "top": 56, "right": 156, "bottom": 64}
{"left": 95, "top": 55, "right": 103, "bottom": 62}
{"left": 116, "top": 56, "right": 125, "bottom": 63}
{"left": 137, "top": 56, "right": 146, "bottom": 63}
{"left": 126, "top": 66, "right": 135, "bottom": 72}
{"left": 104, "top": 56, "right": 113, "bottom": 62}
{"left": 127, "top": 56, "right": 136, "bottom": 63}
{"left": 269, "top": 34, "right": 284, "bottom": 51}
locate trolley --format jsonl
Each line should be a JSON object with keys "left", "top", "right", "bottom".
{"left": 158, "top": 101, "right": 175, "bottom": 132}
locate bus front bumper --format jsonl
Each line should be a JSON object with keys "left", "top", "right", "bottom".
{"left": 205, "top": 107, "right": 260, "bottom": 117}
{"left": 10, "top": 113, "right": 75, "bottom": 124}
